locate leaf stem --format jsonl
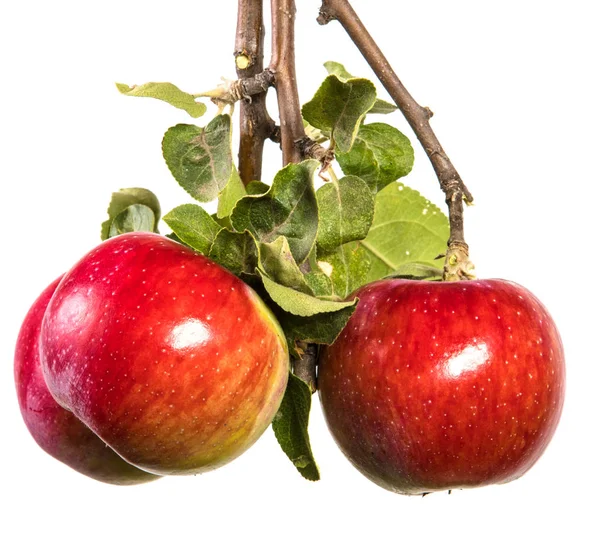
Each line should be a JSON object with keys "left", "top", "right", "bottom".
{"left": 317, "top": 0, "right": 475, "bottom": 280}
{"left": 235, "top": 0, "right": 276, "bottom": 184}
{"left": 269, "top": 0, "right": 305, "bottom": 166}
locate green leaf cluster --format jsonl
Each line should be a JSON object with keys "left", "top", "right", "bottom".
{"left": 110, "top": 63, "right": 451, "bottom": 483}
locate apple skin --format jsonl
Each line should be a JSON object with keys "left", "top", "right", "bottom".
{"left": 318, "top": 278, "right": 565, "bottom": 495}
{"left": 40, "top": 232, "right": 289, "bottom": 476}
{"left": 15, "top": 276, "right": 160, "bottom": 485}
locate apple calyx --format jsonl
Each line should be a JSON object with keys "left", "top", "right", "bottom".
{"left": 443, "top": 241, "right": 476, "bottom": 282}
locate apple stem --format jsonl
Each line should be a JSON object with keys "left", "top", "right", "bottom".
{"left": 269, "top": 0, "right": 307, "bottom": 165}
{"left": 317, "top": 0, "right": 476, "bottom": 281}
{"left": 235, "top": 0, "right": 277, "bottom": 184}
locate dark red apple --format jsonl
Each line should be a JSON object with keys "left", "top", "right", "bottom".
{"left": 15, "top": 276, "right": 160, "bottom": 485}
{"left": 40, "top": 232, "right": 289, "bottom": 476}
{"left": 318, "top": 278, "right": 565, "bottom": 495}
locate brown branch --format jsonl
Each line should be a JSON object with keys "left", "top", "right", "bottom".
{"left": 318, "top": 0, "right": 475, "bottom": 280}
{"left": 292, "top": 343, "right": 318, "bottom": 394}
{"left": 269, "top": 0, "right": 305, "bottom": 165}
{"left": 235, "top": 0, "right": 276, "bottom": 184}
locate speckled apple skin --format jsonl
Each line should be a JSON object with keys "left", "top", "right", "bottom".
{"left": 15, "top": 276, "right": 160, "bottom": 485}
{"left": 40, "top": 233, "right": 289, "bottom": 476}
{"left": 318, "top": 279, "right": 565, "bottom": 495}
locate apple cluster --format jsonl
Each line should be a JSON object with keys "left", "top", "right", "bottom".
{"left": 14, "top": 232, "right": 290, "bottom": 484}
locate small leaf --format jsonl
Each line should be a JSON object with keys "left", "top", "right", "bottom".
{"left": 302, "top": 246, "right": 335, "bottom": 299}
{"left": 231, "top": 160, "right": 319, "bottom": 265}
{"left": 319, "top": 242, "right": 372, "bottom": 299}
{"left": 316, "top": 175, "right": 375, "bottom": 254}
{"left": 337, "top": 123, "right": 414, "bottom": 191}
{"left": 323, "top": 61, "right": 397, "bottom": 115}
{"left": 162, "top": 114, "right": 233, "bottom": 202}
{"left": 259, "top": 269, "right": 356, "bottom": 317}
{"left": 246, "top": 180, "right": 270, "bottom": 195}
{"left": 302, "top": 75, "right": 377, "bottom": 152}
{"left": 208, "top": 228, "right": 258, "bottom": 276}
{"left": 359, "top": 183, "right": 448, "bottom": 282}
{"left": 273, "top": 302, "right": 357, "bottom": 348}
{"left": 163, "top": 204, "right": 221, "bottom": 255}
{"left": 116, "top": 82, "right": 207, "bottom": 118}
{"left": 109, "top": 204, "right": 156, "bottom": 237}
{"left": 259, "top": 237, "right": 313, "bottom": 295}
{"left": 272, "top": 373, "right": 320, "bottom": 481}
{"left": 101, "top": 187, "right": 161, "bottom": 240}
{"left": 217, "top": 165, "right": 246, "bottom": 220}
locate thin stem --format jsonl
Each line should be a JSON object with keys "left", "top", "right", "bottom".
{"left": 235, "top": 0, "right": 275, "bottom": 184}
{"left": 269, "top": 0, "right": 305, "bottom": 165}
{"left": 318, "top": 0, "right": 475, "bottom": 280}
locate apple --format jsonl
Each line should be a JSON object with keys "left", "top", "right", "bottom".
{"left": 39, "top": 232, "right": 290, "bottom": 476}
{"left": 15, "top": 276, "right": 160, "bottom": 485}
{"left": 318, "top": 278, "right": 565, "bottom": 495}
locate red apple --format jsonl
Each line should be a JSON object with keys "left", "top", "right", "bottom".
{"left": 318, "top": 278, "right": 565, "bottom": 494}
{"left": 40, "top": 232, "right": 289, "bottom": 476}
{"left": 15, "top": 276, "right": 160, "bottom": 485}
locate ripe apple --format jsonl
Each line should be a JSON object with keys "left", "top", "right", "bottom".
{"left": 40, "top": 232, "right": 289, "bottom": 476}
{"left": 318, "top": 278, "right": 565, "bottom": 495}
{"left": 15, "top": 276, "right": 160, "bottom": 485}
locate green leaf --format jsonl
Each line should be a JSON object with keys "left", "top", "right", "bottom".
{"left": 162, "top": 114, "right": 233, "bottom": 202}
{"left": 337, "top": 122, "right": 414, "bottom": 191}
{"left": 101, "top": 187, "right": 161, "bottom": 240}
{"left": 273, "top": 302, "right": 357, "bottom": 348}
{"left": 217, "top": 166, "right": 246, "bottom": 220}
{"left": 272, "top": 373, "right": 320, "bottom": 481}
{"left": 259, "top": 269, "right": 356, "bottom": 317}
{"left": 163, "top": 204, "right": 221, "bottom": 255}
{"left": 116, "top": 82, "right": 207, "bottom": 118}
{"left": 359, "top": 183, "right": 448, "bottom": 282}
{"left": 323, "top": 61, "right": 397, "bottom": 115}
{"left": 246, "top": 180, "right": 269, "bottom": 195}
{"left": 302, "top": 246, "right": 335, "bottom": 299}
{"left": 319, "top": 242, "right": 372, "bottom": 299}
{"left": 302, "top": 75, "right": 377, "bottom": 152}
{"left": 109, "top": 204, "right": 156, "bottom": 237}
{"left": 231, "top": 160, "right": 319, "bottom": 265}
{"left": 316, "top": 175, "right": 375, "bottom": 254}
{"left": 208, "top": 228, "right": 258, "bottom": 276}
{"left": 259, "top": 237, "right": 313, "bottom": 295}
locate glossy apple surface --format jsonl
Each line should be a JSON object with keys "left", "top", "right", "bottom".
{"left": 40, "top": 232, "right": 289, "bottom": 476}
{"left": 15, "top": 276, "right": 160, "bottom": 485}
{"left": 318, "top": 278, "right": 565, "bottom": 494}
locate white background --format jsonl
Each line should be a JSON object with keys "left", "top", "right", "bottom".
{"left": 1, "top": 1, "right": 598, "bottom": 550}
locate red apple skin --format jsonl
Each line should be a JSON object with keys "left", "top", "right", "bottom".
{"left": 318, "top": 278, "right": 565, "bottom": 495}
{"left": 15, "top": 276, "right": 160, "bottom": 485}
{"left": 40, "top": 232, "right": 289, "bottom": 476}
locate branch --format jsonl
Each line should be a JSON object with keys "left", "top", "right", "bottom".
{"left": 318, "top": 0, "right": 475, "bottom": 281}
{"left": 235, "top": 0, "right": 276, "bottom": 184}
{"left": 269, "top": 0, "right": 305, "bottom": 165}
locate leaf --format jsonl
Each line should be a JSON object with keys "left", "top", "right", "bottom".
{"left": 272, "top": 373, "right": 320, "bottom": 481}
{"left": 109, "top": 204, "right": 156, "bottom": 237}
{"left": 116, "top": 82, "right": 207, "bottom": 118}
{"left": 217, "top": 165, "right": 246, "bottom": 220}
{"left": 101, "top": 187, "right": 161, "bottom": 240}
{"left": 258, "top": 269, "right": 356, "bottom": 318}
{"left": 259, "top": 237, "right": 313, "bottom": 295}
{"left": 246, "top": 180, "right": 269, "bottom": 195}
{"left": 230, "top": 160, "right": 319, "bottom": 265}
{"left": 319, "top": 242, "right": 372, "bottom": 299}
{"left": 162, "top": 114, "right": 233, "bottom": 202}
{"left": 163, "top": 204, "right": 221, "bottom": 255}
{"left": 302, "top": 75, "right": 377, "bottom": 152}
{"left": 208, "top": 228, "right": 258, "bottom": 276}
{"left": 273, "top": 302, "right": 357, "bottom": 348}
{"left": 385, "top": 262, "right": 444, "bottom": 280}
{"left": 337, "top": 123, "right": 414, "bottom": 191}
{"left": 359, "top": 183, "right": 448, "bottom": 282}
{"left": 323, "top": 61, "right": 397, "bottom": 115}
{"left": 316, "top": 175, "right": 375, "bottom": 254}
{"left": 302, "top": 246, "right": 335, "bottom": 299}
